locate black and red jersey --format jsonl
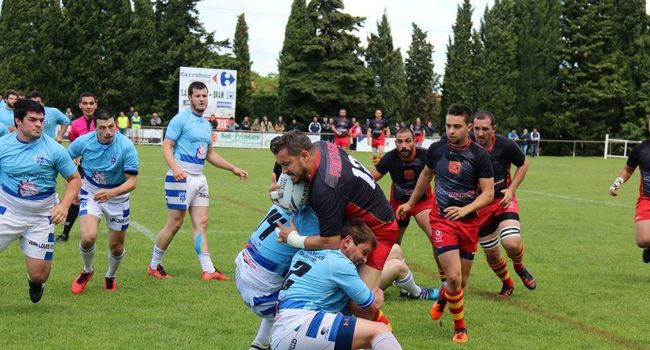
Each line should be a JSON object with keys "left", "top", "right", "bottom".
{"left": 425, "top": 139, "right": 493, "bottom": 218}
{"left": 477, "top": 134, "right": 525, "bottom": 199}
{"left": 309, "top": 141, "right": 394, "bottom": 237}
{"left": 627, "top": 140, "right": 650, "bottom": 197}
{"left": 375, "top": 147, "right": 432, "bottom": 202}
{"left": 412, "top": 124, "right": 424, "bottom": 138}
{"left": 369, "top": 119, "right": 389, "bottom": 139}
{"left": 333, "top": 117, "right": 352, "bottom": 137}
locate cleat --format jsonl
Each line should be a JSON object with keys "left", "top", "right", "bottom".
{"left": 28, "top": 280, "right": 44, "bottom": 303}
{"left": 515, "top": 267, "right": 537, "bottom": 290}
{"left": 71, "top": 271, "right": 94, "bottom": 294}
{"left": 147, "top": 264, "right": 171, "bottom": 279}
{"left": 400, "top": 287, "right": 439, "bottom": 300}
{"left": 452, "top": 329, "right": 469, "bottom": 343}
{"left": 104, "top": 277, "right": 117, "bottom": 291}
{"left": 249, "top": 342, "right": 270, "bottom": 350}
{"left": 497, "top": 284, "right": 514, "bottom": 298}
{"left": 429, "top": 301, "right": 446, "bottom": 321}
{"left": 201, "top": 270, "right": 231, "bottom": 281}
{"left": 54, "top": 234, "right": 69, "bottom": 243}
{"left": 643, "top": 248, "right": 650, "bottom": 263}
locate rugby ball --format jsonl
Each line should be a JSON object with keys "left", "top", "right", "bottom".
{"left": 273, "top": 173, "right": 309, "bottom": 214}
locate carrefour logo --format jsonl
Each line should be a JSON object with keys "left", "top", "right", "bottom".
{"left": 220, "top": 72, "right": 236, "bottom": 86}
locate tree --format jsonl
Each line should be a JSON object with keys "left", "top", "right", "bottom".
{"left": 366, "top": 11, "right": 407, "bottom": 121}
{"left": 234, "top": 13, "right": 252, "bottom": 119}
{"left": 405, "top": 23, "right": 436, "bottom": 123}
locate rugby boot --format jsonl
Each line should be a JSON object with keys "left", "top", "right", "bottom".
{"left": 452, "top": 329, "right": 469, "bottom": 343}
{"left": 249, "top": 342, "right": 270, "bottom": 350}
{"left": 497, "top": 283, "right": 514, "bottom": 298}
{"left": 147, "top": 264, "right": 171, "bottom": 279}
{"left": 71, "top": 271, "right": 94, "bottom": 294}
{"left": 642, "top": 248, "right": 650, "bottom": 263}
{"left": 515, "top": 267, "right": 537, "bottom": 290}
{"left": 201, "top": 269, "right": 231, "bottom": 281}
{"left": 104, "top": 277, "right": 117, "bottom": 291}
{"left": 28, "top": 280, "right": 44, "bottom": 303}
{"left": 400, "top": 287, "right": 439, "bottom": 300}
{"left": 54, "top": 234, "right": 69, "bottom": 243}
{"left": 429, "top": 300, "right": 447, "bottom": 321}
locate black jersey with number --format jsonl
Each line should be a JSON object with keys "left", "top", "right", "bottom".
{"left": 333, "top": 117, "right": 352, "bottom": 137}
{"left": 627, "top": 140, "right": 650, "bottom": 197}
{"left": 308, "top": 141, "right": 394, "bottom": 237}
{"left": 375, "top": 147, "right": 432, "bottom": 202}
{"left": 412, "top": 124, "right": 424, "bottom": 137}
{"left": 369, "top": 119, "right": 389, "bottom": 138}
{"left": 425, "top": 139, "right": 493, "bottom": 218}
{"left": 480, "top": 134, "right": 525, "bottom": 199}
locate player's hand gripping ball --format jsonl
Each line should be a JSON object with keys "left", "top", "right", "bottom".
{"left": 271, "top": 173, "right": 309, "bottom": 214}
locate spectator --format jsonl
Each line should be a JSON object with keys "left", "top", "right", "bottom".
{"left": 507, "top": 129, "right": 519, "bottom": 141}
{"left": 150, "top": 112, "right": 162, "bottom": 126}
{"left": 241, "top": 116, "right": 251, "bottom": 131}
{"left": 308, "top": 116, "right": 321, "bottom": 133}
{"left": 130, "top": 111, "right": 142, "bottom": 144}
{"left": 209, "top": 114, "right": 218, "bottom": 130}
{"left": 127, "top": 106, "right": 135, "bottom": 117}
{"left": 392, "top": 121, "right": 400, "bottom": 135}
{"left": 227, "top": 117, "right": 239, "bottom": 131}
{"left": 424, "top": 120, "right": 435, "bottom": 137}
{"left": 117, "top": 111, "right": 130, "bottom": 135}
{"left": 274, "top": 116, "right": 285, "bottom": 132}
{"left": 287, "top": 118, "right": 300, "bottom": 131}
{"left": 520, "top": 128, "right": 530, "bottom": 155}
{"left": 251, "top": 117, "right": 261, "bottom": 131}
{"left": 65, "top": 107, "right": 74, "bottom": 121}
{"left": 350, "top": 121, "right": 363, "bottom": 151}
{"left": 321, "top": 117, "right": 331, "bottom": 141}
{"left": 529, "top": 128, "right": 541, "bottom": 157}
{"left": 260, "top": 115, "right": 274, "bottom": 132}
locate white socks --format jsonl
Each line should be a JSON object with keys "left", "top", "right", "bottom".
{"left": 80, "top": 243, "right": 96, "bottom": 273}
{"left": 106, "top": 250, "right": 125, "bottom": 278}
{"left": 372, "top": 332, "right": 402, "bottom": 349}
{"left": 394, "top": 271, "right": 422, "bottom": 296}
{"left": 150, "top": 245, "right": 166, "bottom": 269}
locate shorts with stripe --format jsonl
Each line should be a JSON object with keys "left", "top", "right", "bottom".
{"left": 430, "top": 208, "right": 480, "bottom": 260}
{"left": 164, "top": 171, "right": 209, "bottom": 210}
{"left": 79, "top": 190, "right": 131, "bottom": 232}
{"left": 0, "top": 205, "right": 54, "bottom": 260}
{"left": 235, "top": 249, "right": 285, "bottom": 319}
{"left": 477, "top": 196, "right": 520, "bottom": 237}
{"left": 272, "top": 309, "right": 357, "bottom": 350}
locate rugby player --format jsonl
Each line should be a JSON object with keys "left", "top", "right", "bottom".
{"left": 27, "top": 91, "right": 70, "bottom": 143}
{"left": 367, "top": 109, "right": 390, "bottom": 165}
{"left": 148, "top": 81, "right": 248, "bottom": 280}
{"left": 412, "top": 117, "right": 425, "bottom": 147}
{"left": 397, "top": 104, "right": 494, "bottom": 343}
{"left": 0, "top": 99, "right": 81, "bottom": 303}
{"left": 68, "top": 108, "right": 139, "bottom": 293}
{"left": 0, "top": 89, "right": 18, "bottom": 131}
{"left": 473, "top": 112, "right": 536, "bottom": 297}
{"left": 379, "top": 244, "right": 439, "bottom": 300}
{"left": 330, "top": 108, "right": 352, "bottom": 151}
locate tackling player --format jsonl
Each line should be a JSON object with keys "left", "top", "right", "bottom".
{"left": 67, "top": 108, "right": 139, "bottom": 293}
{"left": 0, "top": 99, "right": 81, "bottom": 303}
{"left": 367, "top": 109, "right": 390, "bottom": 165}
{"left": 609, "top": 116, "right": 650, "bottom": 263}
{"left": 27, "top": 91, "right": 70, "bottom": 143}
{"left": 331, "top": 108, "right": 352, "bottom": 151}
{"left": 380, "top": 244, "right": 439, "bottom": 300}
{"left": 148, "top": 81, "right": 248, "bottom": 280}
{"left": 272, "top": 219, "right": 403, "bottom": 350}
{"left": 397, "top": 104, "right": 494, "bottom": 343}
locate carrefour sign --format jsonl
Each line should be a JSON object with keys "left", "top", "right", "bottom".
{"left": 178, "top": 66, "right": 237, "bottom": 118}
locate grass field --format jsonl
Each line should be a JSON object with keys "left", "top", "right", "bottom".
{"left": 1, "top": 146, "right": 649, "bottom": 350}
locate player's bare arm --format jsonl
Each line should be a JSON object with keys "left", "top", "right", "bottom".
{"left": 397, "top": 165, "right": 434, "bottom": 220}
{"left": 371, "top": 168, "right": 384, "bottom": 182}
{"left": 500, "top": 159, "right": 529, "bottom": 207}
{"left": 51, "top": 172, "right": 82, "bottom": 224}
{"left": 330, "top": 124, "right": 341, "bottom": 136}
{"left": 206, "top": 147, "right": 248, "bottom": 180}
{"left": 610, "top": 165, "right": 635, "bottom": 196}
{"left": 162, "top": 138, "right": 187, "bottom": 181}
{"left": 275, "top": 219, "right": 340, "bottom": 249}
{"left": 56, "top": 125, "right": 69, "bottom": 143}
{"left": 94, "top": 173, "right": 138, "bottom": 203}
{"left": 444, "top": 177, "right": 494, "bottom": 221}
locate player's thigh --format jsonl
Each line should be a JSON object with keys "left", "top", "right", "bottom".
{"left": 437, "top": 248, "right": 461, "bottom": 278}
{"left": 20, "top": 216, "right": 55, "bottom": 262}
{"left": 460, "top": 257, "right": 475, "bottom": 288}
{"left": 413, "top": 208, "right": 433, "bottom": 238}
{"left": 0, "top": 211, "right": 24, "bottom": 253}
{"left": 351, "top": 317, "right": 390, "bottom": 350}
{"left": 79, "top": 215, "right": 101, "bottom": 243}
{"left": 101, "top": 200, "right": 131, "bottom": 232}
{"left": 379, "top": 257, "right": 407, "bottom": 290}
{"left": 634, "top": 220, "right": 650, "bottom": 246}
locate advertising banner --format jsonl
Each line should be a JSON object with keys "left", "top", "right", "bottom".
{"left": 178, "top": 67, "right": 237, "bottom": 118}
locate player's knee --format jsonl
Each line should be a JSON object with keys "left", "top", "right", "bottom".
{"left": 483, "top": 247, "right": 501, "bottom": 264}
{"left": 168, "top": 218, "right": 184, "bottom": 234}
{"left": 80, "top": 237, "right": 95, "bottom": 249}
{"left": 636, "top": 236, "right": 650, "bottom": 248}
{"left": 109, "top": 243, "right": 124, "bottom": 256}
{"left": 29, "top": 269, "right": 49, "bottom": 284}
{"left": 393, "top": 260, "right": 409, "bottom": 277}
{"left": 499, "top": 226, "right": 521, "bottom": 241}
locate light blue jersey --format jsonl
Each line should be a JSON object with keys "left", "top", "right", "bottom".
{"left": 43, "top": 106, "right": 70, "bottom": 139}
{"left": 0, "top": 123, "right": 8, "bottom": 137}
{"left": 278, "top": 249, "right": 374, "bottom": 313}
{"left": 246, "top": 204, "right": 320, "bottom": 276}
{"left": 0, "top": 133, "right": 77, "bottom": 213}
{"left": 165, "top": 109, "right": 212, "bottom": 175}
{"left": 0, "top": 106, "right": 14, "bottom": 129}
{"left": 68, "top": 131, "right": 138, "bottom": 199}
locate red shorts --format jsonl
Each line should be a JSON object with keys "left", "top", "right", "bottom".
{"left": 390, "top": 197, "right": 433, "bottom": 228}
{"left": 430, "top": 210, "right": 480, "bottom": 260}
{"left": 371, "top": 137, "right": 385, "bottom": 149}
{"left": 635, "top": 196, "right": 650, "bottom": 222}
{"left": 414, "top": 134, "right": 424, "bottom": 144}
{"left": 355, "top": 215, "right": 398, "bottom": 271}
{"left": 334, "top": 136, "right": 350, "bottom": 148}
{"left": 476, "top": 196, "right": 520, "bottom": 237}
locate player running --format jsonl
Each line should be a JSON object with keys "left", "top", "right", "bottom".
{"left": 411, "top": 117, "right": 425, "bottom": 147}
{"left": 367, "top": 109, "right": 390, "bottom": 165}
{"left": 0, "top": 99, "right": 81, "bottom": 303}
{"left": 609, "top": 116, "right": 650, "bottom": 263}
{"left": 272, "top": 219, "right": 403, "bottom": 350}
{"left": 148, "top": 81, "right": 248, "bottom": 280}
{"left": 67, "top": 108, "right": 139, "bottom": 293}
{"left": 472, "top": 112, "right": 536, "bottom": 297}
{"left": 27, "top": 91, "right": 70, "bottom": 143}
{"left": 331, "top": 108, "right": 352, "bottom": 151}
{"left": 397, "top": 104, "right": 494, "bottom": 343}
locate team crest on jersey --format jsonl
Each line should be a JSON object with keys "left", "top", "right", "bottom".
{"left": 18, "top": 180, "right": 39, "bottom": 196}
{"left": 434, "top": 229, "right": 443, "bottom": 243}
{"left": 35, "top": 153, "right": 48, "bottom": 166}
{"left": 91, "top": 171, "right": 107, "bottom": 185}
{"left": 110, "top": 154, "right": 117, "bottom": 164}
{"left": 404, "top": 169, "right": 415, "bottom": 180}
{"left": 448, "top": 161, "right": 461, "bottom": 174}
{"left": 178, "top": 191, "right": 186, "bottom": 202}
{"left": 196, "top": 144, "right": 207, "bottom": 159}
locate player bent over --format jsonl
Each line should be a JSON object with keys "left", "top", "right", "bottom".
{"left": 68, "top": 108, "right": 139, "bottom": 293}
{"left": 148, "top": 82, "right": 248, "bottom": 280}
{"left": 397, "top": 104, "right": 494, "bottom": 343}
{"left": 472, "top": 112, "right": 536, "bottom": 297}
{"left": 272, "top": 219, "right": 403, "bottom": 350}
{"left": 0, "top": 99, "right": 81, "bottom": 302}
{"left": 609, "top": 116, "right": 650, "bottom": 263}
{"left": 367, "top": 109, "right": 390, "bottom": 165}
{"left": 380, "top": 244, "right": 439, "bottom": 300}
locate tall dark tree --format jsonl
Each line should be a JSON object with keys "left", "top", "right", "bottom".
{"left": 234, "top": 13, "right": 253, "bottom": 119}
{"left": 366, "top": 11, "right": 407, "bottom": 121}
{"left": 405, "top": 23, "right": 436, "bottom": 123}
{"left": 440, "top": 0, "right": 474, "bottom": 119}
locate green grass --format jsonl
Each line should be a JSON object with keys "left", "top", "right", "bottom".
{"left": 1, "top": 147, "right": 649, "bottom": 350}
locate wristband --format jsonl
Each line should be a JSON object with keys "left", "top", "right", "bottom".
{"left": 287, "top": 230, "right": 306, "bottom": 249}
{"left": 610, "top": 177, "right": 624, "bottom": 190}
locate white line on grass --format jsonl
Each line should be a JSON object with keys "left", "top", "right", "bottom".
{"left": 519, "top": 189, "right": 634, "bottom": 209}
{"left": 131, "top": 220, "right": 157, "bottom": 242}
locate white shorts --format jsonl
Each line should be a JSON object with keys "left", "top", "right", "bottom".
{"left": 0, "top": 206, "right": 54, "bottom": 260}
{"left": 164, "top": 172, "right": 209, "bottom": 210}
{"left": 235, "top": 249, "right": 284, "bottom": 319}
{"left": 272, "top": 309, "right": 357, "bottom": 350}
{"left": 79, "top": 192, "right": 131, "bottom": 232}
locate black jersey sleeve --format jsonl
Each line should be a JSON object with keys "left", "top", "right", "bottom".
{"left": 506, "top": 139, "right": 526, "bottom": 167}
{"left": 374, "top": 152, "right": 391, "bottom": 175}
{"left": 476, "top": 148, "right": 494, "bottom": 178}
{"left": 311, "top": 185, "right": 346, "bottom": 237}
{"left": 627, "top": 143, "right": 641, "bottom": 168}
{"left": 273, "top": 162, "right": 282, "bottom": 180}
